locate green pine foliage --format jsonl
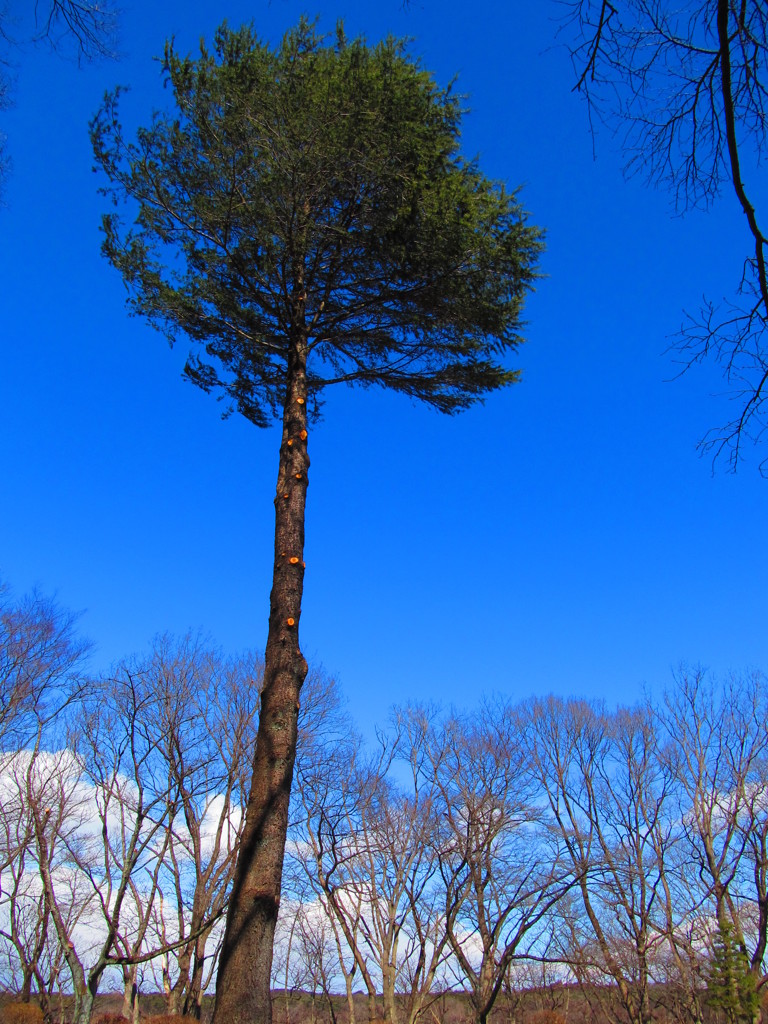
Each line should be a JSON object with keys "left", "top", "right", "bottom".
{"left": 91, "top": 18, "right": 543, "bottom": 426}
{"left": 706, "top": 921, "right": 759, "bottom": 1024}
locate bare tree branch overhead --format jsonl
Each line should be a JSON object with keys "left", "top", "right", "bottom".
{"left": 0, "top": 1, "right": 118, "bottom": 195}
{"left": 564, "top": 0, "right": 768, "bottom": 472}
{"left": 31, "top": 0, "right": 117, "bottom": 60}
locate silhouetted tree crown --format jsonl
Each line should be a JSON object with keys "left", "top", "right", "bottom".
{"left": 91, "top": 18, "right": 543, "bottom": 427}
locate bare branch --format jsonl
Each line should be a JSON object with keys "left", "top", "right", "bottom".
{"left": 564, "top": 0, "right": 768, "bottom": 471}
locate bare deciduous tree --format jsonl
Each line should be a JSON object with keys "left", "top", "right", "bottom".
{"left": 33, "top": 665, "right": 176, "bottom": 1024}
{"left": 426, "top": 700, "right": 568, "bottom": 1024}
{"left": 0, "top": 581, "right": 89, "bottom": 752}
{"left": 292, "top": 690, "right": 449, "bottom": 1024}
{"left": 349, "top": 763, "right": 447, "bottom": 1024}
{"left": 0, "top": 582, "right": 92, "bottom": 1017}
{"left": 292, "top": 734, "right": 381, "bottom": 1024}
{"left": 289, "top": 672, "right": 374, "bottom": 1024}
{"left": 659, "top": 669, "right": 768, "bottom": 986}
{"left": 526, "top": 698, "right": 683, "bottom": 1024}
{"left": 0, "top": 747, "right": 94, "bottom": 1016}
{"left": 565, "top": 0, "right": 768, "bottom": 470}
{"left": 143, "top": 635, "right": 262, "bottom": 1019}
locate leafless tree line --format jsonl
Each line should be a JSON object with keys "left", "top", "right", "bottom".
{"left": 284, "top": 681, "right": 768, "bottom": 1024}
{"left": 0, "top": 583, "right": 261, "bottom": 1023}
{"left": 3, "top": 581, "right": 768, "bottom": 1024}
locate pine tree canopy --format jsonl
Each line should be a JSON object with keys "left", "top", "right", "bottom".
{"left": 91, "top": 18, "right": 543, "bottom": 427}
{"left": 706, "top": 921, "right": 759, "bottom": 1024}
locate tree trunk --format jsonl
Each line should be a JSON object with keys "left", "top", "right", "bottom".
{"left": 184, "top": 927, "right": 213, "bottom": 1019}
{"left": 20, "top": 968, "right": 33, "bottom": 1002}
{"left": 382, "top": 961, "right": 398, "bottom": 1024}
{"left": 344, "top": 973, "right": 355, "bottom": 1024}
{"left": 161, "top": 949, "right": 172, "bottom": 1009}
{"left": 121, "top": 970, "right": 140, "bottom": 1024}
{"left": 169, "top": 946, "right": 191, "bottom": 1015}
{"left": 35, "top": 809, "right": 91, "bottom": 1024}
{"left": 72, "top": 988, "right": 96, "bottom": 1024}
{"left": 213, "top": 335, "right": 310, "bottom": 1024}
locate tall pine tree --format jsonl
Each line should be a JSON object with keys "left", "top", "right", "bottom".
{"left": 91, "top": 20, "right": 543, "bottom": 1023}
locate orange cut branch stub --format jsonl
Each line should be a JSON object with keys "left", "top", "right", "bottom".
{"left": 286, "top": 617, "right": 295, "bottom": 627}
{"left": 299, "top": 430, "right": 308, "bottom": 440}
{"left": 289, "top": 556, "right": 299, "bottom": 564}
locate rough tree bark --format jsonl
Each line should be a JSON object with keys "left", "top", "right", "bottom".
{"left": 214, "top": 326, "right": 310, "bottom": 1024}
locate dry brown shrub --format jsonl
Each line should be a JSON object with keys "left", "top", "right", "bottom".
{"left": 143, "top": 1016, "right": 188, "bottom": 1024}
{"left": 91, "top": 1016, "right": 129, "bottom": 1024}
{"left": 0, "top": 1005, "right": 44, "bottom": 1024}
{"left": 527, "top": 1012, "right": 567, "bottom": 1024}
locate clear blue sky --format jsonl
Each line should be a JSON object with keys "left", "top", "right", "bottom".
{"left": 1, "top": 0, "right": 765, "bottom": 735}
